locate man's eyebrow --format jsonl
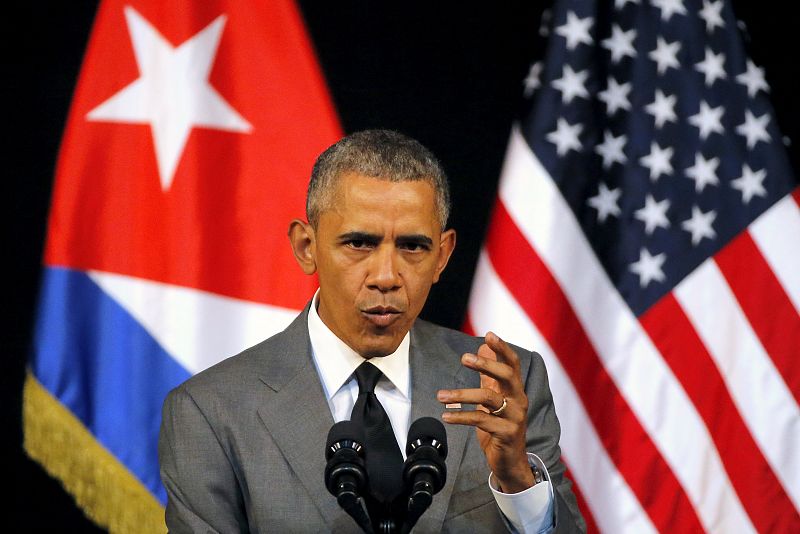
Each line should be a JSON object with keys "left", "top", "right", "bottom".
{"left": 337, "top": 231, "right": 381, "bottom": 242}
{"left": 337, "top": 232, "right": 433, "bottom": 247}
{"left": 396, "top": 234, "right": 433, "bottom": 246}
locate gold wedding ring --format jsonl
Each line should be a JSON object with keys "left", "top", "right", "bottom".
{"left": 491, "top": 397, "right": 508, "bottom": 416}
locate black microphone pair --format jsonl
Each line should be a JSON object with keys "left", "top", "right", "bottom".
{"left": 325, "top": 417, "right": 448, "bottom": 534}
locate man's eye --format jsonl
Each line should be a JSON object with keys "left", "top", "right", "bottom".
{"left": 346, "top": 240, "right": 371, "bottom": 249}
{"left": 400, "top": 242, "right": 428, "bottom": 252}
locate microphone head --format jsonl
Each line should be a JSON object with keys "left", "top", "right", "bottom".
{"left": 326, "top": 420, "right": 365, "bottom": 460}
{"left": 324, "top": 421, "right": 369, "bottom": 508}
{"left": 406, "top": 416, "right": 448, "bottom": 458}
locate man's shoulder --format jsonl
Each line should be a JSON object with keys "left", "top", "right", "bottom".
{"left": 412, "top": 319, "right": 538, "bottom": 367}
{"left": 412, "top": 318, "right": 482, "bottom": 349}
{"left": 169, "top": 309, "right": 309, "bottom": 400}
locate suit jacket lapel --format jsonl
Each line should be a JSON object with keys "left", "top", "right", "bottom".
{"left": 255, "top": 307, "right": 344, "bottom": 528}
{"left": 409, "top": 323, "right": 479, "bottom": 533}
{"left": 255, "top": 311, "right": 481, "bottom": 531}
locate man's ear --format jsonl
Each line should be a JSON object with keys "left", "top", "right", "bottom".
{"left": 288, "top": 219, "right": 317, "bottom": 275}
{"left": 432, "top": 228, "right": 456, "bottom": 283}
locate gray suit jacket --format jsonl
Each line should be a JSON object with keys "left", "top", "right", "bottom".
{"left": 159, "top": 307, "right": 585, "bottom": 533}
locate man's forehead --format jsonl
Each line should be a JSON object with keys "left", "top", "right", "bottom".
{"left": 321, "top": 173, "right": 439, "bottom": 226}
{"left": 334, "top": 172, "right": 435, "bottom": 198}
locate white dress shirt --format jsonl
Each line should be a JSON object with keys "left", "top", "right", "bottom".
{"left": 307, "top": 292, "right": 554, "bottom": 533}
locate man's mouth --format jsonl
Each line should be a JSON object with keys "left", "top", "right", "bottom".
{"left": 361, "top": 306, "right": 402, "bottom": 328}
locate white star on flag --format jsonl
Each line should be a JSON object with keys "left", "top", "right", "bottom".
{"left": 736, "top": 60, "right": 769, "bottom": 97}
{"left": 688, "top": 101, "right": 725, "bottom": 140}
{"left": 695, "top": 47, "right": 727, "bottom": 87}
{"left": 86, "top": 6, "right": 253, "bottom": 191}
{"left": 640, "top": 141, "right": 674, "bottom": 181}
{"left": 681, "top": 205, "right": 717, "bottom": 245}
{"left": 587, "top": 182, "right": 622, "bottom": 222}
{"left": 649, "top": 37, "right": 681, "bottom": 75}
{"left": 699, "top": 0, "right": 725, "bottom": 33}
{"left": 547, "top": 118, "right": 583, "bottom": 155}
{"left": 538, "top": 8, "right": 552, "bottom": 37}
{"left": 629, "top": 247, "right": 667, "bottom": 287}
{"left": 523, "top": 61, "right": 543, "bottom": 97}
{"left": 615, "top": 0, "right": 641, "bottom": 8}
{"left": 552, "top": 65, "right": 590, "bottom": 103}
{"left": 645, "top": 90, "right": 678, "bottom": 128}
{"left": 598, "top": 77, "right": 632, "bottom": 114}
{"left": 556, "top": 11, "right": 594, "bottom": 49}
{"left": 685, "top": 152, "right": 720, "bottom": 192}
{"left": 736, "top": 110, "right": 771, "bottom": 148}
{"left": 652, "top": 0, "right": 687, "bottom": 22}
{"left": 731, "top": 164, "right": 768, "bottom": 203}
{"left": 595, "top": 130, "right": 628, "bottom": 169}
{"left": 634, "top": 194, "right": 671, "bottom": 234}
{"left": 602, "top": 24, "right": 637, "bottom": 63}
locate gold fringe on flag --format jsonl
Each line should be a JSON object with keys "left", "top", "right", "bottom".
{"left": 22, "top": 371, "right": 166, "bottom": 534}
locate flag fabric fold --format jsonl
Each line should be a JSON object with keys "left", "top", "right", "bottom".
{"left": 468, "top": 0, "right": 800, "bottom": 531}
{"left": 24, "top": 0, "right": 341, "bottom": 530}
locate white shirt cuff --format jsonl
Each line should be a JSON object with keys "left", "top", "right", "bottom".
{"left": 488, "top": 453, "right": 554, "bottom": 534}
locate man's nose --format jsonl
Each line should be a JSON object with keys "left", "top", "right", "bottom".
{"left": 366, "top": 245, "right": 401, "bottom": 291}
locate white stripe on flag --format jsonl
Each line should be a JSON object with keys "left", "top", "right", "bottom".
{"left": 749, "top": 193, "right": 800, "bottom": 315}
{"left": 469, "top": 251, "right": 656, "bottom": 534}
{"left": 90, "top": 270, "right": 300, "bottom": 374}
{"left": 675, "top": 259, "right": 800, "bottom": 509}
{"left": 498, "top": 126, "right": 754, "bottom": 533}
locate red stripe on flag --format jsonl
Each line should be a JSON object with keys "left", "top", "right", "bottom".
{"left": 462, "top": 315, "right": 476, "bottom": 336}
{"left": 716, "top": 231, "right": 800, "bottom": 405}
{"left": 485, "top": 202, "right": 704, "bottom": 533}
{"left": 793, "top": 186, "right": 800, "bottom": 205}
{"left": 562, "top": 460, "right": 600, "bottom": 534}
{"left": 640, "top": 293, "right": 800, "bottom": 532}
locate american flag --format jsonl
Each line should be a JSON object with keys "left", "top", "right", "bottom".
{"left": 467, "top": 0, "right": 800, "bottom": 531}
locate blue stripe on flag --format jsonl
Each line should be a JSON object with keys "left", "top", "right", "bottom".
{"left": 31, "top": 267, "right": 191, "bottom": 503}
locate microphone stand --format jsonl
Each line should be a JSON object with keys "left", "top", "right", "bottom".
{"left": 363, "top": 493, "right": 402, "bottom": 534}
{"left": 327, "top": 417, "right": 447, "bottom": 533}
{"left": 325, "top": 422, "right": 375, "bottom": 534}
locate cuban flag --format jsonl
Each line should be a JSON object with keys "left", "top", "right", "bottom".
{"left": 23, "top": 0, "right": 341, "bottom": 530}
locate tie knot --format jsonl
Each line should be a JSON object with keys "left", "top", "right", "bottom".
{"left": 354, "top": 361, "right": 383, "bottom": 394}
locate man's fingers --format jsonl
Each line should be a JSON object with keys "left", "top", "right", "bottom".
{"left": 460, "top": 352, "right": 518, "bottom": 392}
{"left": 476, "top": 342, "right": 498, "bottom": 363}
{"left": 484, "top": 331, "right": 521, "bottom": 372}
{"left": 437, "top": 387, "right": 506, "bottom": 412}
{"left": 441, "top": 408, "right": 516, "bottom": 435}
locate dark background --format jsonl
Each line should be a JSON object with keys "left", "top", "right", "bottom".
{"left": 7, "top": 1, "right": 798, "bottom": 530}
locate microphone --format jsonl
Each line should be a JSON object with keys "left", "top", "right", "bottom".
{"left": 401, "top": 417, "right": 448, "bottom": 533}
{"left": 325, "top": 421, "right": 373, "bottom": 533}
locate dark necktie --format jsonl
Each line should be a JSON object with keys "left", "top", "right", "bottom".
{"left": 350, "top": 361, "right": 404, "bottom": 503}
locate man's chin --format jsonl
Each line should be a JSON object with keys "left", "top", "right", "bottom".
{"left": 354, "top": 334, "right": 405, "bottom": 359}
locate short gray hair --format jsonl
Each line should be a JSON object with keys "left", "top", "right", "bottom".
{"left": 306, "top": 129, "right": 450, "bottom": 229}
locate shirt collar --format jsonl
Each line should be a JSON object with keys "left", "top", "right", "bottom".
{"left": 307, "top": 289, "right": 410, "bottom": 401}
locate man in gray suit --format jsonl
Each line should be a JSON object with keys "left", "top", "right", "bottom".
{"left": 159, "top": 130, "right": 585, "bottom": 532}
